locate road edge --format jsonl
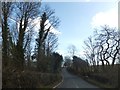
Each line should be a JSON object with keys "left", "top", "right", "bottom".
{"left": 53, "top": 73, "right": 64, "bottom": 88}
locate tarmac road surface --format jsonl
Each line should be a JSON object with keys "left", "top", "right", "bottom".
{"left": 57, "top": 68, "right": 102, "bottom": 89}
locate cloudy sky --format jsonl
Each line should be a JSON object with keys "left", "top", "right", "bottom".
{"left": 41, "top": 1, "right": 118, "bottom": 58}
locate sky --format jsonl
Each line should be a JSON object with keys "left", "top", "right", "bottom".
{"left": 0, "top": 0, "right": 118, "bottom": 60}
{"left": 40, "top": 1, "right": 118, "bottom": 59}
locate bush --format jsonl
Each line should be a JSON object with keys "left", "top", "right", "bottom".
{"left": 89, "top": 74, "right": 109, "bottom": 83}
{"left": 87, "top": 65, "right": 119, "bottom": 88}
{"left": 3, "top": 70, "right": 62, "bottom": 88}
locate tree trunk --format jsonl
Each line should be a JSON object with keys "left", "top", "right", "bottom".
{"left": 2, "top": 4, "right": 9, "bottom": 68}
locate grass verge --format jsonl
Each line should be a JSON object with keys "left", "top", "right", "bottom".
{"left": 67, "top": 69, "right": 118, "bottom": 90}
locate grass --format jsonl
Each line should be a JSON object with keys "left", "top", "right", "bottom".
{"left": 84, "top": 77, "right": 114, "bottom": 89}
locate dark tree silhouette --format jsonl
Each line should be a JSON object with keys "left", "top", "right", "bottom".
{"left": 12, "top": 2, "right": 41, "bottom": 71}
{"left": 36, "top": 5, "right": 60, "bottom": 71}
{"left": 2, "top": 2, "right": 13, "bottom": 68}
{"left": 52, "top": 52, "right": 63, "bottom": 73}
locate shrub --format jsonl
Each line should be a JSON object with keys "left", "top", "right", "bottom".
{"left": 3, "top": 70, "right": 62, "bottom": 88}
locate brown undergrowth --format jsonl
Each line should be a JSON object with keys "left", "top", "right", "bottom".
{"left": 67, "top": 64, "right": 119, "bottom": 89}
{"left": 3, "top": 69, "right": 62, "bottom": 88}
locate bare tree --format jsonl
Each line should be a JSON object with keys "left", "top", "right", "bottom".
{"left": 67, "top": 44, "right": 77, "bottom": 57}
{"left": 83, "top": 36, "right": 96, "bottom": 66}
{"left": 94, "top": 25, "right": 119, "bottom": 66}
{"left": 36, "top": 5, "right": 60, "bottom": 71}
{"left": 83, "top": 25, "right": 120, "bottom": 72}
{"left": 45, "top": 32, "right": 58, "bottom": 56}
{"left": 84, "top": 25, "right": 119, "bottom": 67}
{"left": 1, "top": 2, "right": 13, "bottom": 68}
{"left": 24, "top": 29, "right": 34, "bottom": 68}
{"left": 10, "top": 2, "right": 41, "bottom": 71}
{"left": 110, "top": 29, "right": 120, "bottom": 66}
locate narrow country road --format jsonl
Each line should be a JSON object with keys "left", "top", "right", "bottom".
{"left": 57, "top": 68, "right": 102, "bottom": 89}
